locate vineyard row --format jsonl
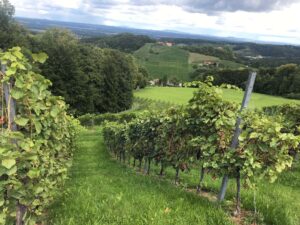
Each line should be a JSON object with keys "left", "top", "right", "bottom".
{"left": 103, "top": 79, "right": 300, "bottom": 214}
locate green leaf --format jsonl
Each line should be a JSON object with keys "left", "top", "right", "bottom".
{"left": 0, "top": 148, "right": 6, "bottom": 154}
{"left": 11, "top": 46, "right": 22, "bottom": 53}
{"left": 15, "top": 117, "right": 29, "bottom": 126}
{"left": 11, "top": 89, "right": 25, "bottom": 100}
{"left": 32, "top": 52, "right": 48, "bottom": 63}
{"left": 34, "top": 120, "right": 42, "bottom": 134}
{"left": 15, "top": 78, "right": 25, "bottom": 88}
{"left": 5, "top": 67, "right": 16, "bottom": 76}
{"left": 7, "top": 166, "right": 17, "bottom": 175}
{"left": 4, "top": 52, "right": 16, "bottom": 61}
{"left": 13, "top": 50, "right": 23, "bottom": 59}
{"left": 249, "top": 132, "right": 259, "bottom": 139}
{"left": 25, "top": 155, "right": 38, "bottom": 161}
{"left": 50, "top": 106, "right": 60, "bottom": 117}
{"left": 2, "top": 159, "right": 16, "bottom": 169}
{"left": 35, "top": 187, "right": 44, "bottom": 194}
{"left": 27, "top": 169, "right": 40, "bottom": 179}
{"left": 19, "top": 141, "right": 31, "bottom": 151}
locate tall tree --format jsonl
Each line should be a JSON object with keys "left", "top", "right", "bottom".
{"left": 35, "top": 29, "right": 90, "bottom": 115}
{"left": 35, "top": 29, "right": 136, "bottom": 115}
{"left": 0, "top": 0, "right": 29, "bottom": 49}
{"left": 100, "top": 49, "right": 134, "bottom": 112}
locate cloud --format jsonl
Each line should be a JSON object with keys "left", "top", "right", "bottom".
{"left": 10, "top": 0, "right": 300, "bottom": 44}
{"left": 108, "top": 0, "right": 300, "bottom": 13}
{"left": 37, "top": 10, "right": 48, "bottom": 15}
{"left": 12, "top": 0, "right": 300, "bottom": 14}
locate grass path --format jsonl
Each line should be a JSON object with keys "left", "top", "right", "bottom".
{"left": 48, "top": 128, "right": 233, "bottom": 225}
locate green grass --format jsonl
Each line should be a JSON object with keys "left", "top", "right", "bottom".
{"left": 148, "top": 161, "right": 300, "bottom": 225}
{"left": 134, "top": 87, "right": 300, "bottom": 108}
{"left": 48, "top": 128, "right": 233, "bottom": 225}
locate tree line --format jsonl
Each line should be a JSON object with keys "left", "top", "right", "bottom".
{"left": 0, "top": 0, "right": 149, "bottom": 115}
{"left": 82, "top": 33, "right": 155, "bottom": 53}
{"left": 190, "top": 64, "right": 300, "bottom": 99}
{"left": 183, "top": 45, "right": 235, "bottom": 61}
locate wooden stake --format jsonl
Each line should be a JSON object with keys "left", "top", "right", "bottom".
{"left": 2, "top": 64, "right": 17, "bottom": 131}
{"left": 1, "top": 63, "right": 27, "bottom": 225}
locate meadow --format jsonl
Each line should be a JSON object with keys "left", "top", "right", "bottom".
{"left": 134, "top": 86, "right": 300, "bottom": 108}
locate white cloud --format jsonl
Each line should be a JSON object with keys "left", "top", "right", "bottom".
{"left": 10, "top": 0, "right": 300, "bottom": 44}
{"left": 11, "top": 0, "right": 82, "bottom": 9}
{"left": 37, "top": 10, "right": 48, "bottom": 15}
{"left": 48, "top": 0, "right": 82, "bottom": 9}
{"left": 128, "top": 0, "right": 300, "bottom": 13}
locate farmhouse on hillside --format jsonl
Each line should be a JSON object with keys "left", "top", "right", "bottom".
{"left": 157, "top": 41, "right": 174, "bottom": 47}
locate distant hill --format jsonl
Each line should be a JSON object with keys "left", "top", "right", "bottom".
{"left": 17, "top": 17, "right": 300, "bottom": 67}
{"left": 17, "top": 17, "right": 243, "bottom": 41}
{"left": 82, "top": 33, "right": 155, "bottom": 53}
{"left": 17, "top": 17, "right": 295, "bottom": 46}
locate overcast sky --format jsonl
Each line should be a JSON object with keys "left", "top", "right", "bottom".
{"left": 11, "top": 0, "right": 300, "bottom": 45}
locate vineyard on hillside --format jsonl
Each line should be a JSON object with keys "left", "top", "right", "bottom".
{"left": 103, "top": 79, "right": 300, "bottom": 220}
{"left": 134, "top": 43, "right": 191, "bottom": 81}
{"left": 0, "top": 47, "right": 78, "bottom": 224}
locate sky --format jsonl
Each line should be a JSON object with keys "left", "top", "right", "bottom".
{"left": 10, "top": 0, "right": 300, "bottom": 45}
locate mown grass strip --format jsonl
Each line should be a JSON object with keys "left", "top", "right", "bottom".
{"left": 48, "top": 128, "right": 233, "bottom": 225}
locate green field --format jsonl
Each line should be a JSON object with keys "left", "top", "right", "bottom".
{"left": 134, "top": 87, "right": 300, "bottom": 108}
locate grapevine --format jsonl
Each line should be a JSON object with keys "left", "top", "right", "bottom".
{"left": 103, "top": 79, "right": 300, "bottom": 215}
{"left": 0, "top": 47, "right": 78, "bottom": 224}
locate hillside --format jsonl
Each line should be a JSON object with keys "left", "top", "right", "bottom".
{"left": 134, "top": 43, "right": 245, "bottom": 81}
{"left": 134, "top": 43, "right": 191, "bottom": 81}
{"left": 134, "top": 87, "right": 300, "bottom": 108}
{"left": 188, "top": 52, "right": 244, "bottom": 69}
